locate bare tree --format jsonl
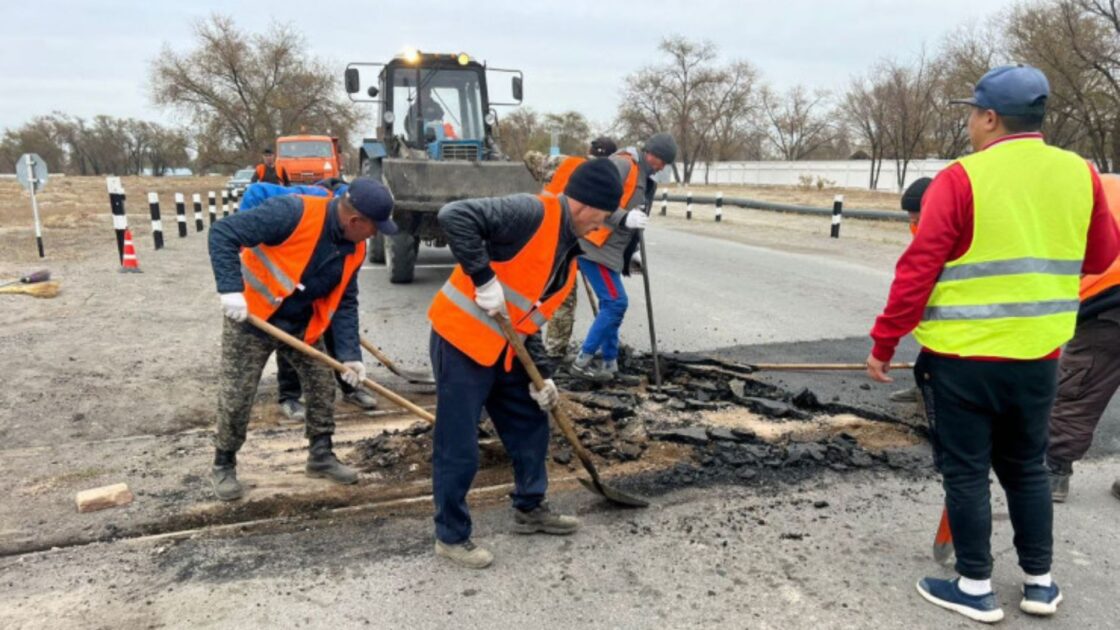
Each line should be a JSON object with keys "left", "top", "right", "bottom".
{"left": 880, "top": 54, "right": 942, "bottom": 190}
{"left": 844, "top": 75, "right": 889, "bottom": 188}
{"left": 544, "top": 111, "right": 593, "bottom": 156}
{"left": 149, "top": 14, "right": 362, "bottom": 171}
{"left": 759, "top": 85, "right": 835, "bottom": 160}
{"left": 495, "top": 108, "right": 544, "bottom": 160}
{"left": 929, "top": 22, "right": 1004, "bottom": 159}
{"left": 617, "top": 36, "right": 760, "bottom": 183}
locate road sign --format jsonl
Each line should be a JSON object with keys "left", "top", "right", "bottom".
{"left": 16, "top": 154, "right": 48, "bottom": 257}
{"left": 15, "top": 153, "right": 49, "bottom": 193}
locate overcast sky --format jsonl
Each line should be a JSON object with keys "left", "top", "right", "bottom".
{"left": 2, "top": 0, "right": 1025, "bottom": 132}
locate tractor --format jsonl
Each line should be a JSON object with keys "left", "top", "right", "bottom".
{"left": 344, "top": 49, "right": 539, "bottom": 283}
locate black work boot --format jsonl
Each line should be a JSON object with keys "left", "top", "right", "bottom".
{"left": 211, "top": 449, "right": 244, "bottom": 501}
{"left": 306, "top": 434, "right": 358, "bottom": 485}
{"left": 1049, "top": 460, "right": 1072, "bottom": 503}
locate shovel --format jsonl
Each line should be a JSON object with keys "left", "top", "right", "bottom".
{"left": 0, "top": 269, "right": 50, "bottom": 288}
{"left": 360, "top": 336, "right": 436, "bottom": 385}
{"left": 247, "top": 315, "right": 434, "bottom": 424}
{"left": 579, "top": 270, "right": 599, "bottom": 317}
{"left": 494, "top": 314, "right": 648, "bottom": 508}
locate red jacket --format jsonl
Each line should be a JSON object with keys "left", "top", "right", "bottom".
{"left": 870, "top": 133, "right": 1120, "bottom": 362}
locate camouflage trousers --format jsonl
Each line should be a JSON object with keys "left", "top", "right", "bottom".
{"left": 214, "top": 318, "right": 336, "bottom": 453}
{"left": 545, "top": 288, "right": 578, "bottom": 358}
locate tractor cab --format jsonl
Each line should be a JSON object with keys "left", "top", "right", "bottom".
{"left": 385, "top": 59, "right": 486, "bottom": 160}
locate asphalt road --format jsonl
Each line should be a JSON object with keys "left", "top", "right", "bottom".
{"left": 361, "top": 225, "right": 1118, "bottom": 457}
{"left": 3, "top": 223, "right": 1117, "bottom": 629}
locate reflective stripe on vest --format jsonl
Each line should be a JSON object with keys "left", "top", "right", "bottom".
{"left": 428, "top": 193, "right": 577, "bottom": 367}
{"left": 1081, "top": 173, "right": 1120, "bottom": 301}
{"left": 545, "top": 154, "right": 639, "bottom": 249}
{"left": 240, "top": 195, "right": 366, "bottom": 345}
{"left": 912, "top": 138, "right": 1093, "bottom": 359}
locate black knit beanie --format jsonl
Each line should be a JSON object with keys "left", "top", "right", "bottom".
{"left": 901, "top": 177, "right": 933, "bottom": 213}
{"left": 564, "top": 158, "right": 623, "bottom": 211}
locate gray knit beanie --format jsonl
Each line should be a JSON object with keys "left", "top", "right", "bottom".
{"left": 644, "top": 132, "right": 678, "bottom": 164}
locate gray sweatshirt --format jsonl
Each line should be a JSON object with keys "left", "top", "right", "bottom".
{"left": 578, "top": 150, "right": 655, "bottom": 272}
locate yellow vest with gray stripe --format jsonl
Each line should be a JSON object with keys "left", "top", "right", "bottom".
{"left": 913, "top": 138, "right": 1093, "bottom": 358}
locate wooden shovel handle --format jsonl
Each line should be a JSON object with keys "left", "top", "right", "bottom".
{"left": 494, "top": 316, "right": 601, "bottom": 479}
{"left": 247, "top": 315, "right": 435, "bottom": 423}
{"left": 751, "top": 362, "right": 915, "bottom": 372}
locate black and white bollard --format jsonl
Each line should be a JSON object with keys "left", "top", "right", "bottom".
{"left": 715, "top": 191, "right": 723, "bottom": 222}
{"left": 107, "top": 177, "right": 127, "bottom": 263}
{"left": 222, "top": 190, "right": 230, "bottom": 217}
{"left": 830, "top": 194, "right": 844, "bottom": 238}
{"left": 686, "top": 190, "right": 693, "bottom": 220}
{"left": 175, "top": 192, "right": 187, "bottom": 237}
{"left": 148, "top": 192, "right": 164, "bottom": 250}
{"left": 192, "top": 193, "right": 204, "bottom": 232}
{"left": 208, "top": 191, "right": 217, "bottom": 225}
{"left": 231, "top": 188, "right": 240, "bottom": 213}
{"left": 660, "top": 190, "right": 668, "bottom": 216}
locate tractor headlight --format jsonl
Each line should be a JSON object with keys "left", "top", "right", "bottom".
{"left": 484, "top": 111, "right": 497, "bottom": 125}
{"left": 402, "top": 47, "right": 420, "bottom": 64}
{"left": 383, "top": 111, "right": 396, "bottom": 125}
{"left": 457, "top": 53, "right": 470, "bottom": 66}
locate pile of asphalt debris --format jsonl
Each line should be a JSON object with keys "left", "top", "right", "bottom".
{"left": 352, "top": 347, "right": 931, "bottom": 486}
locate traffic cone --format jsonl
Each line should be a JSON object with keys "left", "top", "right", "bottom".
{"left": 120, "top": 228, "right": 142, "bottom": 273}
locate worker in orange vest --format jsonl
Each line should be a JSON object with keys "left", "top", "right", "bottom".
{"left": 426, "top": 158, "right": 623, "bottom": 569}
{"left": 252, "top": 148, "right": 291, "bottom": 186}
{"left": 206, "top": 177, "right": 397, "bottom": 501}
{"left": 544, "top": 136, "right": 618, "bottom": 358}
{"left": 1048, "top": 173, "right": 1120, "bottom": 503}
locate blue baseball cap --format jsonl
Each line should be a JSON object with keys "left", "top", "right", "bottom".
{"left": 951, "top": 64, "right": 1049, "bottom": 116}
{"left": 344, "top": 177, "right": 397, "bottom": 235}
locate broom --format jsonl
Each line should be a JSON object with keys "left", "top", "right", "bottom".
{"left": 0, "top": 280, "right": 61, "bottom": 298}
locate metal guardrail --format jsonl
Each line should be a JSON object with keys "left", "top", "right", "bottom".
{"left": 665, "top": 193, "right": 907, "bottom": 223}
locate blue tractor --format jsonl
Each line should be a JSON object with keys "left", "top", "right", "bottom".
{"left": 344, "top": 50, "right": 539, "bottom": 283}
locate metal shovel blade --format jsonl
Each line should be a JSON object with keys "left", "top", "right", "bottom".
{"left": 577, "top": 477, "right": 649, "bottom": 508}
{"left": 932, "top": 506, "right": 955, "bottom": 566}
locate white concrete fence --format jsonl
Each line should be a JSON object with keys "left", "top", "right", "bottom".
{"left": 676, "top": 159, "right": 952, "bottom": 192}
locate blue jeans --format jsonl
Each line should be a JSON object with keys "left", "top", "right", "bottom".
{"left": 429, "top": 330, "right": 550, "bottom": 544}
{"left": 577, "top": 258, "right": 628, "bottom": 361}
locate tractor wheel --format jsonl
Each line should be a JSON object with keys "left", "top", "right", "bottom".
{"left": 369, "top": 233, "right": 386, "bottom": 264}
{"left": 389, "top": 232, "right": 418, "bottom": 284}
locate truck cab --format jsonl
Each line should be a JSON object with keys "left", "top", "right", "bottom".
{"left": 275, "top": 134, "right": 342, "bottom": 184}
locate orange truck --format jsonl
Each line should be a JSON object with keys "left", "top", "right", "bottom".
{"left": 275, "top": 134, "right": 342, "bottom": 184}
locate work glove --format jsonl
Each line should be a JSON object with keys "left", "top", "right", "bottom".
{"left": 629, "top": 251, "right": 644, "bottom": 275}
{"left": 624, "top": 210, "right": 649, "bottom": 230}
{"left": 220, "top": 292, "right": 248, "bottom": 322}
{"left": 529, "top": 378, "right": 560, "bottom": 410}
{"left": 474, "top": 277, "right": 507, "bottom": 316}
{"left": 341, "top": 361, "right": 366, "bottom": 388}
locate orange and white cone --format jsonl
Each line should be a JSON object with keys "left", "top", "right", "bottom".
{"left": 120, "top": 228, "right": 142, "bottom": 273}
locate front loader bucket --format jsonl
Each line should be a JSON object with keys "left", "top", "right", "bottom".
{"left": 382, "top": 159, "right": 539, "bottom": 209}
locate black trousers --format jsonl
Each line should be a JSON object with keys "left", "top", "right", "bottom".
{"left": 916, "top": 352, "right": 1057, "bottom": 580}
{"left": 276, "top": 325, "right": 355, "bottom": 403}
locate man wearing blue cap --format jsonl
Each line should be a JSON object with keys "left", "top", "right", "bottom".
{"left": 206, "top": 177, "right": 398, "bottom": 501}
{"left": 866, "top": 65, "right": 1120, "bottom": 623}
{"left": 238, "top": 180, "right": 381, "bottom": 417}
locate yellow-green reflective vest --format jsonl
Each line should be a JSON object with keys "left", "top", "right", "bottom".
{"left": 913, "top": 138, "right": 1093, "bottom": 359}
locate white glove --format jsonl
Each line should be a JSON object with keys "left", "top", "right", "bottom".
{"left": 629, "top": 251, "right": 644, "bottom": 275}
{"left": 341, "top": 361, "right": 366, "bottom": 388}
{"left": 220, "top": 292, "right": 248, "bottom": 322}
{"left": 624, "top": 210, "right": 649, "bottom": 230}
{"left": 529, "top": 378, "right": 559, "bottom": 410}
{"left": 474, "top": 277, "right": 507, "bottom": 316}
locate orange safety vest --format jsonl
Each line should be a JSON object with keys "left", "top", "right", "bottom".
{"left": 1081, "top": 173, "right": 1120, "bottom": 301}
{"left": 428, "top": 193, "right": 577, "bottom": 368}
{"left": 544, "top": 154, "right": 639, "bottom": 247}
{"left": 255, "top": 163, "right": 288, "bottom": 183}
{"left": 240, "top": 195, "right": 366, "bottom": 345}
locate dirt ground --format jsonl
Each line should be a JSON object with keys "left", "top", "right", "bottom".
{"left": 0, "top": 175, "right": 921, "bottom": 559}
